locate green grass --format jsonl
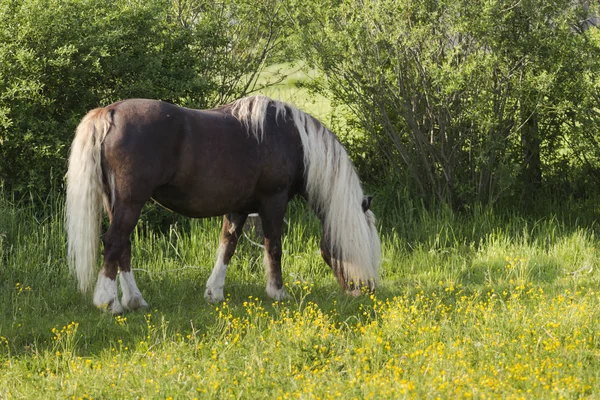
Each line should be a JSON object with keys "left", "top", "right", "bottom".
{"left": 1, "top": 192, "right": 600, "bottom": 399}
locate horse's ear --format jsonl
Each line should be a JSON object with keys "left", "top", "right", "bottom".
{"left": 362, "top": 196, "right": 372, "bottom": 212}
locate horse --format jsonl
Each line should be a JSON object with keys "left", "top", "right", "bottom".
{"left": 66, "top": 95, "right": 381, "bottom": 314}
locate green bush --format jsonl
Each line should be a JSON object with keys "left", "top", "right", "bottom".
{"left": 0, "top": 0, "right": 289, "bottom": 198}
{"left": 293, "top": 0, "right": 600, "bottom": 208}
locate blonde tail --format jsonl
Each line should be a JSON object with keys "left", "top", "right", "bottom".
{"left": 66, "top": 108, "right": 112, "bottom": 293}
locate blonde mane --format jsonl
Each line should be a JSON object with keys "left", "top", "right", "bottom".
{"left": 231, "top": 96, "right": 381, "bottom": 287}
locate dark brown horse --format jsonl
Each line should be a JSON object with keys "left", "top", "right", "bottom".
{"left": 66, "top": 96, "right": 381, "bottom": 314}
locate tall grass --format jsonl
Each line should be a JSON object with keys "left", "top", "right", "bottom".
{"left": 1, "top": 192, "right": 600, "bottom": 398}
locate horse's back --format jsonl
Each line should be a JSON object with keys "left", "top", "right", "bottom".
{"left": 101, "top": 99, "right": 304, "bottom": 217}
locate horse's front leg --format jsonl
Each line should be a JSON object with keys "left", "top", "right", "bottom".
{"left": 205, "top": 213, "right": 248, "bottom": 303}
{"left": 259, "top": 195, "right": 288, "bottom": 301}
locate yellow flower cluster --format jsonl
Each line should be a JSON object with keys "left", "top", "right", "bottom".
{"left": 51, "top": 322, "right": 79, "bottom": 342}
{"left": 1, "top": 277, "right": 598, "bottom": 398}
{"left": 15, "top": 282, "right": 32, "bottom": 293}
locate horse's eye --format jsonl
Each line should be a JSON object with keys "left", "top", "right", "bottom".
{"left": 362, "top": 196, "right": 372, "bottom": 212}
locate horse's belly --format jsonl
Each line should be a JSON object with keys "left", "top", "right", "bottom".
{"left": 151, "top": 183, "right": 258, "bottom": 218}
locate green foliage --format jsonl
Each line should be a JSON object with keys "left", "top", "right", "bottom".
{"left": 2, "top": 0, "right": 599, "bottom": 210}
{"left": 292, "top": 0, "right": 600, "bottom": 208}
{"left": 1, "top": 0, "right": 599, "bottom": 211}
{"left": 0, "top": 0, "right": 290, "bottom": 197}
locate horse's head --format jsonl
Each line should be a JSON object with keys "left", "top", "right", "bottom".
{"left": 362, "top": 196, "right": 372, "bottom": 213}
{"left": 320, "top": 195, "right": 377, "bottom": 294}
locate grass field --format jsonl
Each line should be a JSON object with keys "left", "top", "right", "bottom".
{"left": 1, "top": 190, "right": 600, "bottom": 399}
{"left": 1, "top": 76, "right": 600, "bottom": 398}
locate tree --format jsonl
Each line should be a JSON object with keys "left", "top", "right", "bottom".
{"left": 292, "top": 0, "right": 600, "bottom": 208}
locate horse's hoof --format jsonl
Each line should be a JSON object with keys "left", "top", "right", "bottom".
{"left": 266, "top": 284, "right": 288, "bottom": 301}
{"left": 111, "top": 303, "right": 125, "bottom": 315}
{"left": 94, "top": 292, "right": 124, "bottom": 314}
{"left": 122, "top": 295, "right": 149, "bottom": 311}
{"left": 94, "top": 274, "right": 123, "bottom": 313}
{"left": 95, "top": 299, "right": 124, "bottom": 315}
{"left": 204, "top": 287, "right": 225, "bottom": 303}
{"left": 345, "top": 279, "right": 376, "bottom": 296}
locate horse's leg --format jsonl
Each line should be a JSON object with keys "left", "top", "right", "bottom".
{"left": 119, "top": 240, "right": 149, "bottom": 310}
{"left": 93, "top": 202, "right": 144, "bottom": 314}
{"left": 320, "top": 229, "right": 346, "bottom": 290}
{"left": 101, "top": 193, "right": 148, "bottom": 310}
{"left": 260, "top": 195, "right": 288, "bottom": 300}
{"left": 205, "top": 213, "right": 248, "bottom": 303}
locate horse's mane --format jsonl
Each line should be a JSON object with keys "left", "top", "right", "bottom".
{"left": 230, "top": 95, "right": 287, "bottom": 142}
{"left": 230, "top": 95, "right": 381, "bottom": 287}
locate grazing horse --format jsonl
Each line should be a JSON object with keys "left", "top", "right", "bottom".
{"left": 66, "top": 95, "right": 381, "bottom": 314}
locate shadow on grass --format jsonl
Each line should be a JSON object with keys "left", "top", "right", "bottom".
{"left": 0, "top": 272, "right": 366, "bottom": 358}
{"left": 1, "top": 258, "right": 598, "bottom": 361}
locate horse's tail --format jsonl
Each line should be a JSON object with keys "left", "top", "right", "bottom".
{"left": 66, "top": 107, "right": 113, "bottom": 293}
{"left": 231, "top": 96, "right": 381, "bottom": 290}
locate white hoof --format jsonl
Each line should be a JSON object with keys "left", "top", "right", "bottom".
{"left": 266, "top": 283, "right": 288, "bottom": 301}
{"left": 122, "top": 293, "right": 149, "bottom": 311}
{"left": 94, "top": 275, "right": 124, "bottom": 314}
{"left": 204, "top": 286, "right": 225, "bottom": 303}
{"left": 119, "top": 271, "right": 148, "bottom": 311}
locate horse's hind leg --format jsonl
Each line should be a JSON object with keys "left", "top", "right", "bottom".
{"left": 94, "top": 201, "right": 144, "bottom": 314}
{"left": 259, "top": 195, "right": 288, "bottom": 301}
{"left": 119, "top": 239, "right": 148, "bottom": 310}
{"left": 205, "top": 213, "right": 248, "bottom": 303}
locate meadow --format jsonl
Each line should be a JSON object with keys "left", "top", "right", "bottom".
{"left": 2, "top": 70, "right": 600, "bottom": 399}
{"left": 1, "top": 0, "right": 600, "bottom": 396}
{"left": 1, "top": 190, "right": 600, "bottom": 399}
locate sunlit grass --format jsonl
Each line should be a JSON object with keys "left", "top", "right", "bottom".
{"left": 1, "top": 192, "right": 600, "bottom": 398}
